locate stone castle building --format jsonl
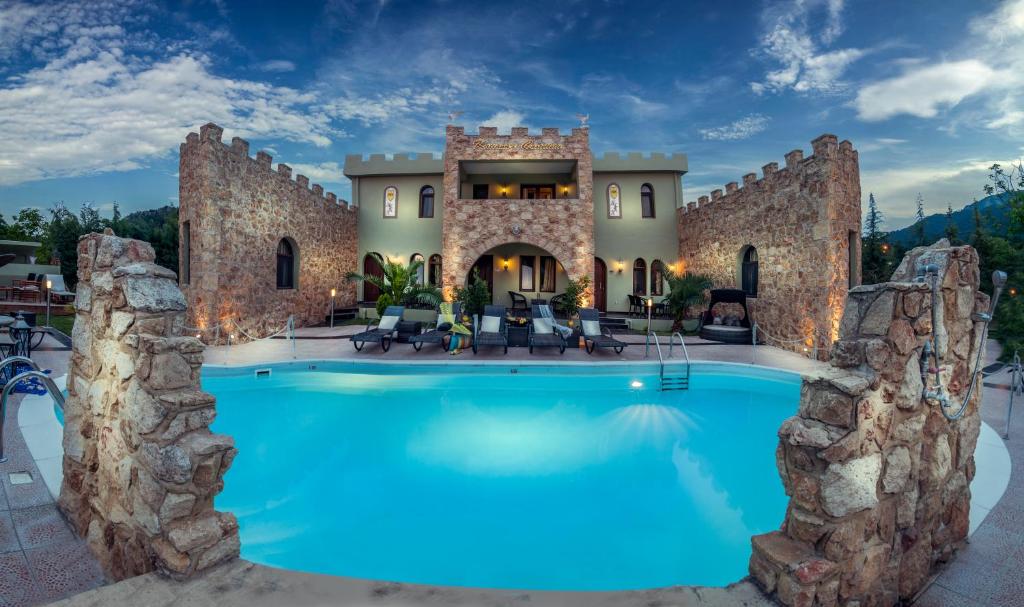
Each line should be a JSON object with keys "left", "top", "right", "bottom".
{"left": 178, "top": 123, "right": 861, "bottom": 354}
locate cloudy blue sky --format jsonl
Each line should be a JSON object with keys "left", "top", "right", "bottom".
{"left": 1, "top": 0, "right": 1022, "bottom": 229}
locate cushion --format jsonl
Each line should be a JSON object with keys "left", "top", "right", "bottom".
{"left": 581, "top": 320, "right": 602, "bottom": 336}
{"left": 437, "top": 322, "right": 453, "bottom": 332}
{"left": 378, "top": 315, "right": 399, "bottom": 331}
{"left": 480, "top": 315, "right": 500, "bottom": 333}
{"left": 533, "top": 318, "right": 553, "bottom": 334}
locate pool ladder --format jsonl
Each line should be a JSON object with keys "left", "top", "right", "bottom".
{"left": 646, "top": 332, "right": 690, "bottom": 391}
{"left": 0, "top": 356, "right": 66, "bottom": 463}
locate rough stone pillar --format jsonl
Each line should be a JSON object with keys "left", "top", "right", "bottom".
{"left": 749, "top": 241, "right": 986, "bottom": 606}
{"left": 59, "top": 230, "right": 239, "bottom": 581}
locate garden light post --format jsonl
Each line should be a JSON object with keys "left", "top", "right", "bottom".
{"left": 45, "top": 278, "right": 52, "bottom": 327}
{"left": 330, "top": 288, "right": 336, "bottom": 328}
{"left": 11, "top": 313, "right": 31, "bottom": 358}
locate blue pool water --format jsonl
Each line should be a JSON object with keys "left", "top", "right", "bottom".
{"left": 204, "top": 362, "right": 799, "bottom": 591}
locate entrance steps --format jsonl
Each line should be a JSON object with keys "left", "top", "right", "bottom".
{"left": 598, "top": 313, "right": 629, "bottom": 332}
{"left": 325, "top": 307, "right": 358, "bottom": 325}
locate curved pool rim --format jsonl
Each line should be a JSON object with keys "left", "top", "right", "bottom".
{"left": 204, "top": 359, "right": 803, "bottom": 591}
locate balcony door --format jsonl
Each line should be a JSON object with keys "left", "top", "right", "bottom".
{"left": 521, "top": 184, "right": 555, "bottom": 199}
{"left": 594, "top": 257, "right": 607, "bottom": 312}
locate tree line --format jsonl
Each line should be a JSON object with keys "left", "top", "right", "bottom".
{"left": 0, "top": 203, "right": 179, "bottom": 288}
{"left": 862, "top": 162, "right": 1023, "bottom": 360}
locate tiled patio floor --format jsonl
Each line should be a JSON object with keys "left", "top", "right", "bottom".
{"left": 914, "top": 338, "right": 1024, "bottom": 606}
{"left": 0, "top": 337, "right": 106, "bottom": 607}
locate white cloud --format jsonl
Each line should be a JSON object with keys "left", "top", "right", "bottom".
{"left": 853, "top": 0, "right": 1024, "bottom": 131}
{"left": 481, "top": 110, "right": 526, "bottom": 133}
{"left": 854, "top": 60, "right": 998, "bottom": 121}
{"left": 288, "top": 162, "right": 345, "bottom": 184}
{"left": 699, "top": 114, "right": 770, "bottom": 141}
{"left": 0, "top": 50, "right": 340, "bottom": 186}
{"left": 750, "top": 0, "right": 864, "bottom": 94}
{"left": 257, "top": 59, "right": 296, "bottom": 73}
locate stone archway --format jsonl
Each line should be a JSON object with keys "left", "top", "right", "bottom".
{"left": 442, "top": 229, "right": 592, "bottom": 300}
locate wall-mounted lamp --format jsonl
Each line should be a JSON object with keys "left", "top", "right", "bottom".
{"left": 501, "top": 258, "right": 510, "bottom": 272}
{"left": 616, "top": 261, "right": 624, "bottom": 274}
{"left": 561, "top": 186, "right": 569, "bottom": 195}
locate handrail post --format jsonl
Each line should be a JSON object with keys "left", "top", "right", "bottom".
{"left": 1, "top": 365, "right": 64, "bottom": 463}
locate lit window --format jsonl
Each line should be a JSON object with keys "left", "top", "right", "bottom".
{"left": 641, "top": 183, "right": 655, "bottom": 218}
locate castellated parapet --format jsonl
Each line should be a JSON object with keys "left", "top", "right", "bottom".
{"left": 179, "top": 123, "right": 358, "bottom": 343}
{"left": 59, "top": 231, "right": 239, "bottom": 581}
{"left": 440, "top": 124, "right": 595, "bottom": 299}
{"left": 677, "top": 134, "right": 861, "bottom": 359}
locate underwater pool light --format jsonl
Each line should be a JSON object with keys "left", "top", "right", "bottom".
{"left": 630, "top": 380, "right": 644, "bottom": 389}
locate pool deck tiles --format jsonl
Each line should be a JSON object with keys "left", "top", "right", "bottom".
{"left": 0, "top": 339, "right": 106, "bottom": 607}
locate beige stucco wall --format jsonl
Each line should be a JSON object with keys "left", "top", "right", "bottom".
{"left": 594, "top": 172, "right": 682, "bottom": 312}
{"left": 353, "top": 174, "right": 444, "bottom": 301}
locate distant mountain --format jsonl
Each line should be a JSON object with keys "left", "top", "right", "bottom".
{"left": 887, "top": 194, "right": 1010, "bottom": 246}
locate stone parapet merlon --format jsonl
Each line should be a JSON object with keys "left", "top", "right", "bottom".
{"left": 59, "top": 230, "right": 240, "bottom": 581}
{"left": 749, "top": 241, "right": 985, "bottom": 606}
{"left": 184, "top": 123, "right": 353, "bottom": 210}
{"left": 679, "top": 134, "right": 856, "bottom": 214}
{"left": 342, "top": 151, "right": 444, "bottom": 177}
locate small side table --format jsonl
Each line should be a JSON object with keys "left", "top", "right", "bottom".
{"left": 395, "top": 321, "right": 423, "bottom": 343}
{"left": 507, "top": 325, "right": 529, "bottom": 347}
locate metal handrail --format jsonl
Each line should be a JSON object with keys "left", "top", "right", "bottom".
{"left": 0, "top": 360, "right": 65, "bottom": 463}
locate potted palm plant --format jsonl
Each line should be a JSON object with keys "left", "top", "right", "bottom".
{"left": 346, "top": 253, "right": 442, "bottom": 317}
{"left": 663, "top": 269, "right": 713, "bottom": 333}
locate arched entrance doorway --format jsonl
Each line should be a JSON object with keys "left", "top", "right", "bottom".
{"left": 593, "top": 257, "right": 607, "bottom": 312}
{"left": 467, "top": 243, "right": 568, "bottom": 310}
{"left": 362, "top": 253, "right": 383, "bottom": 302}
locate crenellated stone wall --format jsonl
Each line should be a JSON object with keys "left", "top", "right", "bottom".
{"left": 441, "top": 125, "right": 595, "bottom": 299}
{"left": 678, "top": 135, "right": 861, "bottom": 359}
{"left": 749, "top": 241, "right": 986, "bottom": 606}
{"left": 59, "top": 231, "right": 240, "bottom": 581}
{"left": 179, "top": 123, "right": 358, "bottom": 343}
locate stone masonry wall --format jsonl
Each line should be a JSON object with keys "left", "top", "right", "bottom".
{"left": 441, "top": 126, "right": 595, "bottom": 299}
{"left": 678, "top": 135, "right": 861, "bottom": 359}
{"left": 749, "top": 241, "right": 986, "bottom": 606}
{"left": 59, "top": 231, "right": 239, "bottom": 580}
{"left": 179, "top": 123, "right": 358, "bottom": 343}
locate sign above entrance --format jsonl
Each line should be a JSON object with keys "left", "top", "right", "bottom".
{"left": 473, "top": 139, "right": 565, "bottom": 152}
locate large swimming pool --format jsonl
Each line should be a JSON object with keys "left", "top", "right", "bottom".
{"left": 204, "top": 361, "right": 799, "bottom": 591}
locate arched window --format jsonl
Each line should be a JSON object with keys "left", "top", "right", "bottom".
{"left": 411, "top": 253, "right": 425, "bottom": 285}
{"left": 419, "top": 186, "right": 434, "bottom": 218}
{"left": 650, "top": 259, "right": 665, "bottom": 296}
{"left": 633, "top": 258, "right": 647, "bottom": 295}
{"left": 640, "top": 183, "right": 655, "bottom": 218}
{"left": 276, "top": 238, "right": 297, "bottom": 289}
{"left": 741, "top": 246, "right": 759, "bottom": 297}
{"left": 428, "top": 254, "right": 442, "bottom": 287}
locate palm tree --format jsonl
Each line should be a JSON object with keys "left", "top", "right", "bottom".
{"left": 662, "top": 269, "right": 713, "bottom": 332}
{"left": 346, "top": 253, "right": 441, "bottom": 316}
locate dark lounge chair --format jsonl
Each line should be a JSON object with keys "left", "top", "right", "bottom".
{"left": 508, "top": 291, "right": 528, "bottom": 310}
{"left": 528, "top": 304, "right": 566, "bottom": 354}
{"left": 410, "top": 302, "right": 462, "bottom": 351}
{"left": 579, "top": 308, "right": 627, "bottom": 354}
{"left": 473, "top": 305, "right": 508, "bottom": 354}
{"left": 351, "top": 305, "right": 404, "bottom": 352}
